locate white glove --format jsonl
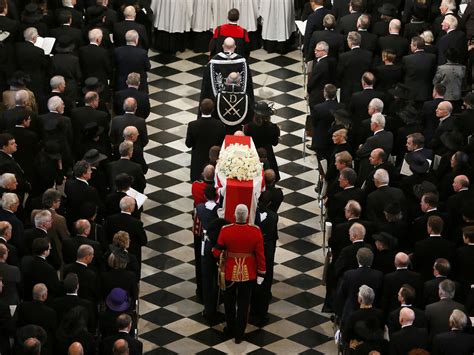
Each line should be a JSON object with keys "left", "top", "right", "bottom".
{"left": 257, "top": 276, "right": 264, "bottom": 285}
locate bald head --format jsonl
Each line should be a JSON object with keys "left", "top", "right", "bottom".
{"left": 264, "top": 169, "right": 276, "bottom": 186}
{"left": 436, "top": 101, "right": 453, "bottom": 118}
{"left": 389, "top": 19, "right": 401, "bottom": 33}
{"left": 75, "top": 219, "right": 91, "bottom": 236}
{"left": 399, "top": 307, "right": 415, "bottom": 326}
{"left": 123, "top": 5, "right": 135, "bottom": 18}
{"left": 202, "top": 165, "right": 215, "bottom": 181}
{"left": 119, "top": 196, "right": 136, "bottom": 212}
{"left": 453, "top": 175, "right": 470, "bottom": 192}
{"left": 223, "top": 37, "right": 236, "bottom": 53}
{"left": 32, "top": 283, "right": 48, "bottom": 301}
{"left": 113, "top": 339, "right": 129, "bottom": 355}
{"left": 68, "top": 342, "right": 84, "bottom": 355}
{"left": 394, "top": 252, "right": 409, "bottom": 268}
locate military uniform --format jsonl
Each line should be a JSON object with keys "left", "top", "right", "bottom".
{"left": 213, "top": 223, "right": 266, "bottom": 341}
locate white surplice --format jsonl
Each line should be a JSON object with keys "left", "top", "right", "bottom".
{"left": 231, "top": 0, "right": 258, "bottom": 32}
{"left": 152, "top": 0, "right": 194, "bottom": 33}
{"left": 259, "top": 0, "right": 296, "bottom": 41}
{"left": 211, "top": 0, "right": 233, "bottom": 28}
{"left": 191, "top": 0, "right": 214, "bottom": 31}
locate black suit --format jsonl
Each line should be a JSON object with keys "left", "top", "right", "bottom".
{"left": 425, "top": 298, "right": 466, "bottom": 339}
{"left": 423, "top": 276, "right": 462, "bottom": 306}
{"left": 113, "top": 20, "right": 149, "bottom": 50}
{"left": 24, "top": 228, "right": 61, "bottom": 270}
{"left": 64, "top": 261, "right": 101, "bottom": 303}
{"left": 412, "top": 236, "right": 456, "bottom": 281}
{"left": 307, "top": 56, "right": 337, "bottom": 109}
{"left": 54, "top": 6, "right": 84, "bottom": 29}
{"left": 402, "top": 50, "right": 437, "bottom": 102}
{"left": 110, "top": 113, "right": 148, "bottom": 148}
{"left": 70, "top": 105, "right": 109, "bottom": 158}
{"left": 455, "top": 245, "right": 474, "bottom": 297}
{"left": 20, "top": 255, "right": 61, "bottom": 300}
{"left": 383, "top": 269, "right": 423, "bottom": 313}
{"left": 366, "top": 185, "right": 407, "bottom": 224}
{"left": 410, "top": 209, "right": 448, "bottom": 243}
{"left": 334, "top": 241, "right": 373, "bottom": 278}
{"left": 50, "top": 25, "right": 85, "bottom": 50}
{"left": 373, "top": 64, "right": 403, "bottom": 93}
{"left": 358, "top": 30, "right": 378, "bottom": 52}
{"left": 8, "top": 126, "right": 39, "bottom": 185}
{"left": 100, "top": 268, "right": 137, "bottom": 306}
{"left": 100, "top": 331, "right": 143, "bottom": 355}
{"left": 51, "top": 294, "right": 96, "bottom": 332}
{"left": 336, "top": 11, "right": 361, "bottom": 35}
{"left": 390, "top": 325, "right": 429, "bottom": 354}
{"left": 78, "top": 43, "right": 113, "bottom": 89}
{"left": 0, "top": 209, "right": 24, "bottom": 252}
{"left": 305, "top": 29, "right": 344, "bottom": 62}
{"left": 0, "top": 237, "right": 18, "bottom": 266}
{"left": 432, "top": 329, "right": 474, "bottom": 355}
{"left": 0, "top": 148, "right": 31, "bottom": 195}
{"left": 437, "top": 29, "right": 467, "bottom": 64}
{"left": 64, "top": 178, "right": 102, "bottom": 225}
{"left": 114, "top": 87, "right": 150, "bottom": 119}
{"left": 327, "top": 187, "right": 365, "bottom": 224}
{"left": 422, "top": 97, "right": 444, "bottom": 144}
{"left": 378, "top": 34, "right": 409, "bottom": 61}
{"left": 337, "top": 47, "right": 373, "bottom": 103}
{"left": 429, "top": 115, "right": 455, "bottom": 155}
{"left": 14, "top": 41, "right": 48, "bottom": 96}
{"left": 349, "top": 88, "right": 386, "bottom": 126}
{"left": 114, "top": 45, "right": 150, "bottom": 93}
{"left": 310, "top": 99, "right": 342, "bottom": 155}
{"left": 62, "top": 235, "right": 103, "bottom": 269}
{"left": 107, "top": 158, "right": 146, "bottom": 193}
{"left": 303, "top": 7, "right": 332, "bottom": 58}
{"left": 185, "top": 116, "right": 226, "bottom": 182}
{"left": 330, "top": 218, "right": 376, "bottom": 262}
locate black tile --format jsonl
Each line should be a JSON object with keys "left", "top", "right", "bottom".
{"left": 279, "top": 134, "right": 303, "bottom": 147}
{"left": 148, "top": 131, "right": 182, "bottom": 144}
{"left": 147, "top": 189, "right": 183, "bottom": 204}
{"left": 268, "top": 80, "right": 301, "bottom": 93}
{"left": 250, "top": 69, "right": 262, "bottom": 77}
{"left": 146, "top": 221, "right": 183, "bottom": 236}
{"left": 150, "top": 66, "right": 181, "bottom": 77}
{"left": 186, "top": 54, "right": 210, "bottom": 65}
{"left": 149, "top": 53, "right": 181, "bottom": 64}
{"left": 142, "top": 271, "right": 183, "bottom": 288}
{"left": 286, "top": 310, "right": 330, "bottom": 328}
{"left": 285, "top": 291, "right": 324, "bottom": 309}
{"left": 188, "top": 79, "right": 203, "bottom": 89}
{"left": 149, "top": 78, "right": 182, "bottom": 90}
{"left": 147, "top": 160, "right": 182, "bottom": 174}
{"left": 186, "top": 106, "right": 199, "bottom": 114}
{"left": 146, "top": 205, "right": 184, "bottom": 219}
{"left": 288, "top": 329, "right": 332, "bottom": 348}
{"left": 140, "top": 327, "right": 182, "bottom": 346}
{"left": 277, "top": 177, "right": 313, "bottom": 191}
{"left": 246, "top": 56, "right": 260, "bottom": 65}
{"left": 279, "top": 208, "right": 317, "bottom": 223}
{"left": 278, "top": 162, "right": 313, "bottom": 176}
{"left": 279, "top": 223, "right": 319, "bottom": 238}
{"left": 147, "top": 237, "right": 184, "bottom": 253}
{"left": 280, "top": 239, "right": 319, "bottom": 254}
{"left": 266, "top": 68, "right": 300, "bottom": 79}
{"left": 149, "top": 91, "right": 181, "bottom": 103}
{"left": 300, "top": 350, "right": 325, "bottom": 355}
{"left": 187, "top": 92, "right": 202, "bottom": 102}
{"left": 276, "top": 106, "right": 305, "bottom": 119}
{"left": 188, "top": 311, "right": 226, "bottom": 327}
{"left": 150, "top": 106, "right": 182, "bottom": 118}
{"left": 147, "top": 175, "right": 182, "bottom": 188}
{"left": 283, "top": 192, "right": 314, "bottom": 206}
{"left": 146, "top": 146, "right": 182, "bottom": 159}
{"left": 248, "top": 349, "right": 275, "bottom": 355}
{"left": 282, "top": 256, "right": 321, "bottom": 273}
{"left": 245, "top": 329, "right": 282, "bottom": 347}
{"left": 187, "top": 67, "right": 206, "bottom": 77}
{"left": 196, "top": 349, "right": 226, "bottom": 355}
{"left": 276, "top": 148, "right": 304, "bottom": 162}
{"left": 141, "top": 307, "right": 182, "bottom": 325}
{"left": 284, "top": 274, "right": 321, "bottom": 290}
{"left": 277, "top": 119, "right": 304, "bottom": 133}
{"left": 141, "top": 289, "right": 184, "bottom": 307}
{"left": 145, "top": 347, "right": 178, "bottom": 354}
{"left": 143, "top": 253, "right": 183, "bottom": 270}
{"left": 189, "top": 328, "right": 229, "bottom": 346}
{"left": 266, "top": 56, "right": 299, "bottom": 67}
{"left": 147, "top": 117, "right": 181, "bottom": 130}
{"left": 272, "top": 94, "right": 301, "bottom": 106}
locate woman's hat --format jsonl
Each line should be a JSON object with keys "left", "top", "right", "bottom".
{"left": 405, "top": 153, "right": 430, "bottom": 174}
{"left": 8, "top": 71, "right": 31, "bottom": 87}
{"left": 372, "top": 232, "right": 398, "bottom": 249}
{"left": 398, "top": 106, "right": 420, "bottom": 125}
{"left": 440, "top": 131, "right": 465, "bottom": 151}
{"left": 83, "top": 148, "right": 107, "bottom": 165}
{"left": 254, "top": 101, "right": 275, "bottom": 116}
{"left": 82, "top": 77, "right": 104, "bottom": 94}
{"left": 378, "top": 3, "right": 397, "bottom": 17}
{"left": 106, "top": 288, "right": 130, "bottom": 312}
{"left": 22, "top": 3, "right": 42, "bottom": 22}
{"left": 388, "top": 83, "right": 411, "bottom": 99}
{"left": 55, "top": 35, "right": 74, "bottom": 52}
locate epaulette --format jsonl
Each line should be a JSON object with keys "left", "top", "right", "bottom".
{"left": 221, "top": 224, "right": 233, "bottom": 229}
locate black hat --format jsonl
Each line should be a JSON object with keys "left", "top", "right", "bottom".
{"left": 378, "top": 3, "right": 397, "bottom": 16}
{"left": 43, "top": 141, "right": 62, "bottom": 160}
{"left": 405, "top": 153, "right": 430, "bottom": 174}
{"left": 463, "top": 92, "right": 474, "bottom": 107}
{"left": 413, "top": 180, "right": 437, "bottom": 199}
{"left": 82, "top": 77, "right": 104, "bottom": 94}
{"left": 8, "top": 71, "right": 31, "bottom": 87}
{"left": 254, "top": 101, "right": 275, "bottom": 116}
{"left": 22, "top": 3, "right": 42, "bottom": 22}
{"left": 388, "top": 83, "right": 411, "bottom": 99}
{"left": 87, "top": 5, "right": 106, "bottom": 20}
{"left": 83, "top": 148, "right": 107, "bottom": 165}
{"left": 331, "top": 108, "right": 351, "bottom": 126}
{"left": 373, "top": 232, "right": 398, "bottom": 249}
{"left": 440, "top": 131, "right": 465, "bottom": 151}
{"left": 399, "top": 106, "right": 420, "bottom": 125}
{"left": 55, "top": 35, "right": 74, "bottom": 52}
{"left": 384, "top": 202, "right": 401, "bottom": 215}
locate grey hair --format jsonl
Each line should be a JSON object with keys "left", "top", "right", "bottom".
{"left": 119, "top": 140, "right": 133, "bottom": 157}
{"left": 1, "top": 193, "right": 19, "bottom": 209}
{"left": 235, "top": 204, "right": 248, "bottom": 223}
{"left": 119, "top": 196, "right": 135, "bottom": 211}
{"left": 0, "top": 173, "right": 16, "bottom": 188}
{"left": 123, "top": 126, "right": 138, "bottom": 139}
{"left": 356, "top": 247, "right": 374, "bottom": 267}
{"left": 316, "top": 41, "right": 329, "bottom": 52}
{"left": 374, "top": 168, "right": 389, "bottom": 185}
{"left": 444, "top": 15, "right": 458, "bottom": 29}
{"left": 371, "top": 113, "right": 386, "bottom": 128}
{"left": 77, "top": 244, "right": 94, "bottom": 259}
{"left": 441, "top": 0, "right": 457, "bottom": 10}
{"left": 15, "top": 90, "right": 28, "bottom": 105}
{"left": 368, "top": 98, "right": 384, "bottom": 113}
{"left": 358, "top": 284, "right": 375, "bottom": 305}
{"left": 450, "top": 309, "right": 468, "bottom": 329}
{"left": 347, "top": 31, "right": 361, "bottom": 46}
{"left": 349, "top": 222, "right": 366, "bottom": 240}
{"left": 88, "top": 28, "right": 103, "bottom": 42}
{"left": 125, "top": 29, "right": 139, "bottom": 44}
{"left": 439, "top": 279, "right": 456, "bottom": 299}
{"left": 50, "top": 75, "right": 65, "bottom": 90}
{"left": 23, "top": 27, "right": 38, "bottom": 41}
{"left": 34, "top": 210, "right": 52, "bottom": 228}
{"left": 32, "top": 283, "right": 47, "bottom": 300}
{"left": 47, "top": 96, "right": 64, "bottom": 112}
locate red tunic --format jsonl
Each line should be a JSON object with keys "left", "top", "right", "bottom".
{"left": 212, "top": 24, "right": 250, "bottom": 43}
{"left": 191, "top": 180, "right": 208, "bottom": 207}
{"left": 213, "top": 223, "right": 266, "bottom": 281}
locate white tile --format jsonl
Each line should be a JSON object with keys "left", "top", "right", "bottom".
{"left": 164, "top": 299, "right": 202, "bottom": 317}
{"left": 165, "top": 318, "right": 208, "bottom": 337}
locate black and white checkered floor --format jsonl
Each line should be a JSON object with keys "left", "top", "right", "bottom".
{"left": 137, "top": 48, "right": 337, "bottom": 354}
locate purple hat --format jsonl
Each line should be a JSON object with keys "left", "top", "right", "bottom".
{"left": 106, "top": 288, "right": 130, "bottom": 312}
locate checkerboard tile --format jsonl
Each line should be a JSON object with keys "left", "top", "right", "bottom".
{"left": 140, "top": 48, "right": 337, "bottom": 353}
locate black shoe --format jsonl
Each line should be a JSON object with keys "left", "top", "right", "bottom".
{"left": 255, "top": 316, "right": 270, "bottom": 327}
{"left": 321, "top": 304, "right": 333, "bottom": 313}
{"left": 235, "top": 337, "right": 242, "bottom": 344}
{"left": 306, "top": 144, "right": 316, "bottom": 151}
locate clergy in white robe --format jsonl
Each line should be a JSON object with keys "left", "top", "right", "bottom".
{"left": 259, "top": 0, "right": 296, "bottom": 41}
{"left": 211, "top": 0, "right": 233, "bottom": 29}
{"left": 231, "top": 0, "right": 259, "bottom": 32}
{"left": 152, "top": 0, "right": 194, "bottom": 33}
{"left": 192, "top": 0, "right": 214, "bottom": 32}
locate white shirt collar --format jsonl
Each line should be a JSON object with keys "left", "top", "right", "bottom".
{"left": 374, "top": 129, "right": 384, "bottom": 135}
{"left": 317, "top": 54, "right": 328, "bottom": 62}
{"left": 76, "top": 261, "right": 88, "bottom": 267}
{"left": 76, "top": 177, "right": 89, "bottom": 185}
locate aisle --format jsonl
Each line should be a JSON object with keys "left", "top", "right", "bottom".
{"left": 137, "top": 48, "right": 337, "bottom": 354}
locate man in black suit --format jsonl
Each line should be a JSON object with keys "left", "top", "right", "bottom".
{"left": 361, "top": 148, "right": 396, "bottom": 194}
{"left": 336, "top": 0, "right": 363, "bottom": 35}
{"left": 412, "top": 216, "right": 456, "bottom": 281}
{"left": 432, "top": 309, "right": 474, "bottom": 354}
{"left": 349, "top": 72, "right": 385, "bottom": 128}
{"left": 185, "top": 99, "right": 226, "bottom": 182}
{"left": 62, "top": 219, "right": 103, "bottom": 268}
{"left": 402, "top": 36, "right": 437, "bottom": 103}
{"left": 114, "top": 29, "right": 150, "bottom": 93}
{"left": 425, "top": 279, "right": 466, "bottom": 340}
{"left": 21, "top": 238, "right": 61, "bottom": 301}
{"left": 337, "top": 31, "right": 373, "bottom": 103}
{"left": 332, "top": 0, "right": 350, "bottom": 19}
{"left": 50, "top": 10, "right": 84, "bottom": 50}
{"left": 411, "top": 192, "right": 448, "bottom": 242}
{"left": 2, "top": 89, "right": 40, "bottom": 134}
{"left": 107, "top": 141, "right": 145, "bottom": 193}
{"left": 113, "top": 5, "right": 149, "bottom": 50}
{"left": 455, "top": 226, "right": 474, "bottom": 299}
{"left": 0, "top": 221, "right": 18, "bottom": 266}
{"left": 428, "top": 100, "right": 455, "bottom": 155}
{"left": 123, "top": 126, "right": 148, "bottom": 174}
{"left": 110, "top": 97, "right": 148, "bottom": 149}
{"left": 305, "top": 14, "right": 344, "bottom": 62}
{"left": 437, "top": 16, "right": 467, "bottom": 64}
{"left": 303, "top": 0, "right": 332, "bottom": 59}
{"left": 100, "top": 313, "right": 143, "bottom": 355}
{"left": 38, "top": 75, "right": 76, "bottom": 117}
{"left": 114, "top": 72, "right": 150, "bottom": 119}
{"left": 264, "top": 169, "right": 283, "bottom": 213}
{"left": 71, "top": 92, "right": 110, "bottom": 159}
{"left": 356, "top": 14, "right": 377, "bottom": 52}
{"left": 366, "top": 169, "right": 407, "bottom": 223}
{"left": 14, "top": 27, "right": 49, "bottom": 97}
{"left": 378, "top": 19, "right": 409, "bottom": 61}
{"left": 86, "top": 0, "right": 118, "bottom": 29}
{"left": 423, "top": 258, "right": 458, "bottom": 306}
{"left": 0, "top": 193, "right": 24, "bottom": 252}
{"left": 326, "top": 168, "right": 365, "bottom": 224}
{"left": 382, "top": 252, "right": 423, "bottom": 314}
{"left": 307, "top": 41, "right": 337, "bottom": 111}
{"left": 447, "top": 175, "right": 473, "bottom": 236}
{"left": 64, "top": 160, "right": 102, "bottom": 226}
{"left": 336, "top": 247, "right": 383, "bottom": 324}
{"left": 308, "top": 84, "right": 342, "bottom": 158}
{"left": 390, "top": 307, "right": 429, "bottom": 354}
{"left": 79, "top": 29, "right": 113, "bottom": 95}
{"left": 104, "top": 196, "right": 147, "bottom": 263}
{"left": 55, "top": 0, "right": 84, "bottom": 29}
{"left": 387, "top": 284, "right": 427, "bottom": 335}
{"left": 422, "top": 84, "right": 446, "bottom": 143}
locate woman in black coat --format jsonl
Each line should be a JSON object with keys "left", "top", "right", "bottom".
{"left": 244, "top": 101, "right": 281, "bottom": 181}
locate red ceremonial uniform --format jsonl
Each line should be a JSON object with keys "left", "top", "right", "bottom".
{"left": 213, "top": 223, "right": 266, "bottom": 281}
{"left": 212, "top": 24, "right": 250, "bottom": 43}
{"left": 191, "top": 180, "right": 209, "bottom": 207}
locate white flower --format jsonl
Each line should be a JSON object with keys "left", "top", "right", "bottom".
{"left": 216, "top": 144, "right": 263, "bottom": 181}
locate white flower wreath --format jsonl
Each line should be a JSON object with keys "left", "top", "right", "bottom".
{"left": 216, "top": 143, "right": 263, "bottom": 181}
